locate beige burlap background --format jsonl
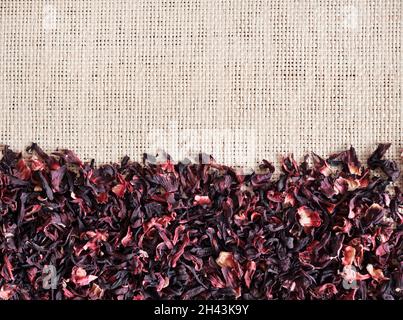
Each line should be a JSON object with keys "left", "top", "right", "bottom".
{"left": 0, "top": 0, "right": 401, "bottom": 170}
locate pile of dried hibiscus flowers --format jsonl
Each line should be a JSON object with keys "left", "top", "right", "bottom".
{"left": 0, "top": 143, "right": 401, "bottom": 300}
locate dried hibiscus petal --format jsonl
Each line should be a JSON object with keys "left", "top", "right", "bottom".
{"left": 16, "top": 159, "right": 32, "bottom": 180}
{"left": 367, "top": 143, "right": 400, "bottom": 181}
{"left": 0, "top": 143, "right": 401, "bottom": 300}
{"left": 342, "top": 246, "right": 356, "bottom": 266}
{"left": 71, "top": 267, "right": 98, "bottom": 287}
{"left": 297, "top": 206, "right": 322, "bottom": 228}
{"left": 366, "top": 264, "right": 390, "bottom": 282}
{"left": 216, "top": 251, "right": 236, "bottom": 269}
{"left": 0, "top": 285, "right": 14, "bottom": 300}
{"left": 193, "top": 195, "right": 211, "bottom": 206}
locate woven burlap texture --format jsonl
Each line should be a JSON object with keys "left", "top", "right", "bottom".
{"left": 0, "top": 0, "right": 401, "bottom": 169}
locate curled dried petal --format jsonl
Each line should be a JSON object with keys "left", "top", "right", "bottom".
{"left": 71, "top": 267, "right": 98, "bottom": 287}
{"left": 366, "top": 264, "right": 389, "bottom": 282}
{"left": 216, "top": 251, "right": 236, "bottom": 269}
{"left": 193, "top": 195, "right": 211, "bottom": 206}
{"left": 297, "top": 206, "right": 322, "bottom": 228}
{"left": 342, "top": 246, "right": 356, "bottom": 266}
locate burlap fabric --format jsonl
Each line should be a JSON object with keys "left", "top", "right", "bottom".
{"left": 0, "top": 1, "right": 401, "bottom": 172}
